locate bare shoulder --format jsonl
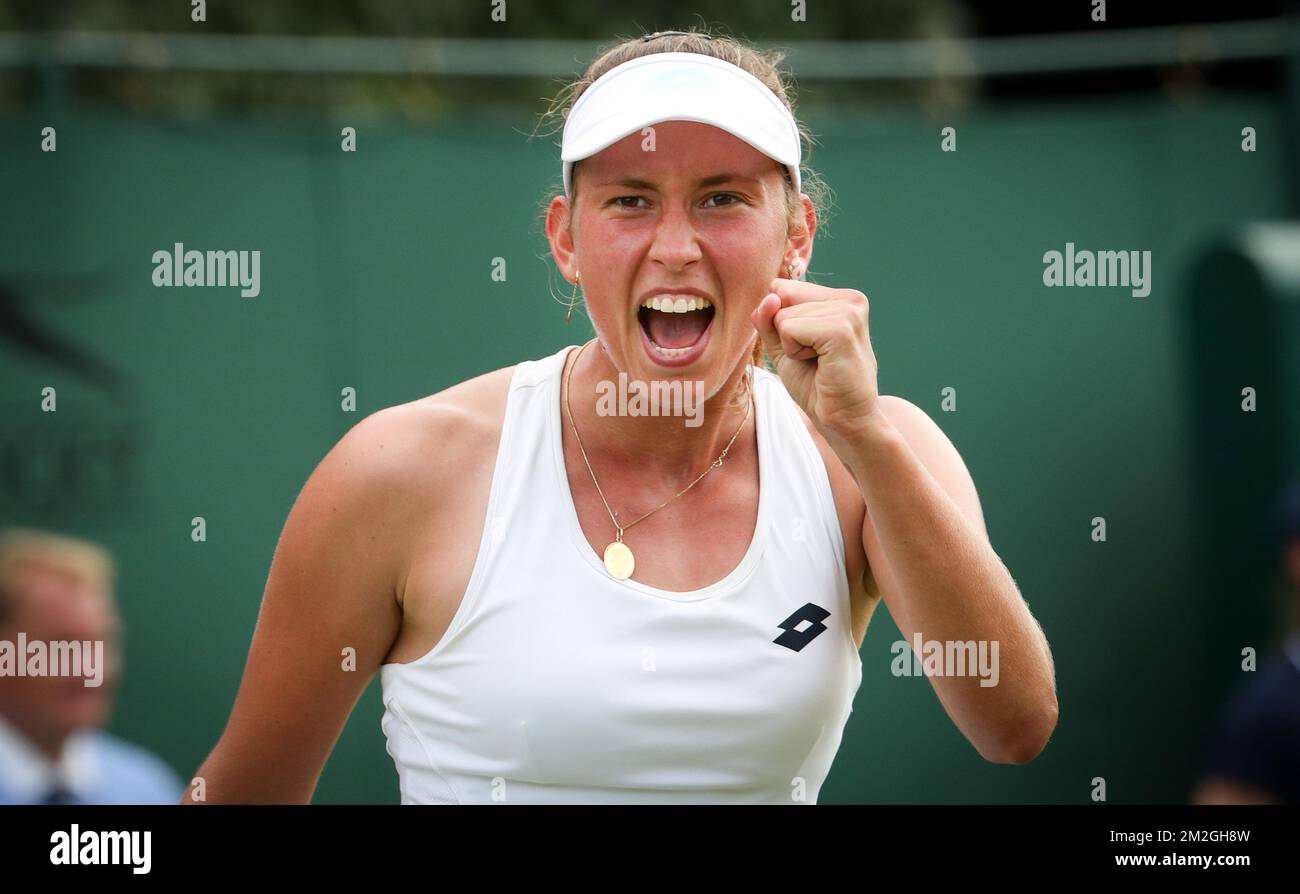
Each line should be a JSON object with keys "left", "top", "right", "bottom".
{"left": 338, "top": 364, "right": 518, "bottom": 491}
{"left": 349, "top": 365, "right": 519, "bottom": 608}
{"left": 308, "top": 364, "right": 518, "bottom": 569}
{"left": 390, "top": 364, "right": 514, "bottom": 438}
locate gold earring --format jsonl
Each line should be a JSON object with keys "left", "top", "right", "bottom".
{"left": 566, "top": 271, "right": 580, "bottom": 324}
{"left": 786, "top": 261, "right": 799, "bottom": 279}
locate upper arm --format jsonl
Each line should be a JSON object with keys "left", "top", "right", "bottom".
{"left": 187, "top": 408, "right": 419, "bottom": 803}
{"left": 859, "top": 395, "right": 989, "bottom": 612}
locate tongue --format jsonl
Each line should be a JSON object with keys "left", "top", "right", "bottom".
{"left": 646, "top": 309, "right": 711, "bottom": 349}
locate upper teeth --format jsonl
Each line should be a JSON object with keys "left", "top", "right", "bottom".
{"left": 640, "top": 295, "right": 714, "bottom": 313}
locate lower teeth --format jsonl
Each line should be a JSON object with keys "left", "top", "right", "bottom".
{"left": 653, "top": 344, "right": 693, "bottom": 357}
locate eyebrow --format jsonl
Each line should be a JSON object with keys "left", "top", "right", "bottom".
{"left": 594, "top": 173, "right": 765, "bottom": 190}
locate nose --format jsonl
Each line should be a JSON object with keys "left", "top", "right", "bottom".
{"left": 647, "top": 199, "right": 703, "bottom": 273}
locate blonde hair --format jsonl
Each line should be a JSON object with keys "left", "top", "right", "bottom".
{"left": 532, "top": 27, "right": 833, "bottom": 369}
{"left": 0, "top": 527, "right": 115, "bottom": 623}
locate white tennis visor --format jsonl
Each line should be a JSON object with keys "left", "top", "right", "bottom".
{"left": 561, "top": 51, "right": 802, "bottom": 199}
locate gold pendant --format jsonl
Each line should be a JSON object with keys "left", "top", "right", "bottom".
{"left": 603, "top": 540, "right": 634, "bottom": 580}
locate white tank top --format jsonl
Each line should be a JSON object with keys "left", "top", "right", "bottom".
{"left": 379, "top": 344, "right": 863, "bottom": 804}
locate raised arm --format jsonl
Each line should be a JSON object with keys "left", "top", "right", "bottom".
{"left": 856, "top": 395, "right": 1057, "bottom": 764}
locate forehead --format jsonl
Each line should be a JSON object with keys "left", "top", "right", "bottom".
{"left": 579, "top": 119, "right": 781, "bottom": 185}
{"left": 8, "top": 559, "right": 113, "bottom": 617}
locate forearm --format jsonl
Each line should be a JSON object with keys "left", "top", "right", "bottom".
{"left": 837, "top": 415, "right": 1057, "bottom": 763}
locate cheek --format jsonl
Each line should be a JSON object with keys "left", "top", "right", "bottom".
{"left": 582, "top": 215, "right": 645, "bottom": 252}
{"left": 711, "top": 236, "right": 781, "bottom": 309}
{"left": 710, "top": 217, "right": 784, "bottom": 266}
{"left": 579, "top": 227, "right": 641, "bottom": 304}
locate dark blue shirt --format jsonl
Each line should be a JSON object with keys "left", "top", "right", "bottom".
{"left": 1202, "top": 634, "right": 1300, "bottom": 804}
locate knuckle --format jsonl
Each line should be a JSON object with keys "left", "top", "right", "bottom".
{"left": 845, "top": 289, "right": 869, "bottom": 311}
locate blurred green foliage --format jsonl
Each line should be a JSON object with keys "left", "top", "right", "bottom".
{"left": 0, "top": 0, "right": 965, "bottom": 118}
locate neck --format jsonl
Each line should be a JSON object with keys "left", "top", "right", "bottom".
{"left": 565, "top": 339, "right": 755, "bottom": 481}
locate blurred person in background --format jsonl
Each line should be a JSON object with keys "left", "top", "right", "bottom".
{"left": 1193, "top": 478, "right": 1300, "bottom": 805}
{"left": 0, "top": 527, "right": 183, "bottom": 804}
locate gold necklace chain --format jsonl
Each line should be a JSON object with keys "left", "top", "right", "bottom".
{"left": 562, "top": 338, "right": 754, "bottom": 579}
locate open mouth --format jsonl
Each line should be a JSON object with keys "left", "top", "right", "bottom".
{"left": 637, "top": 295, "right": 716, "bottom": 364}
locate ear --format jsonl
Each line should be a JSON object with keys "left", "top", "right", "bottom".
{"left": 786, "top": 192, "right": 816, "bottom": 276}
{"left": 546, "top": 194, "right": 579, "bottom": 282}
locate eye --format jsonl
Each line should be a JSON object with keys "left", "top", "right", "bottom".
{"left": 611, "top": 195, "right": 650, "bottom": 209}
{"left": 704, "top": 193, "right": 743, "bottom": 208}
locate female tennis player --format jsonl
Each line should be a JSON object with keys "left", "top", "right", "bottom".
{"left": 185, "top": 30, "right": 1057, "bottom": 805}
